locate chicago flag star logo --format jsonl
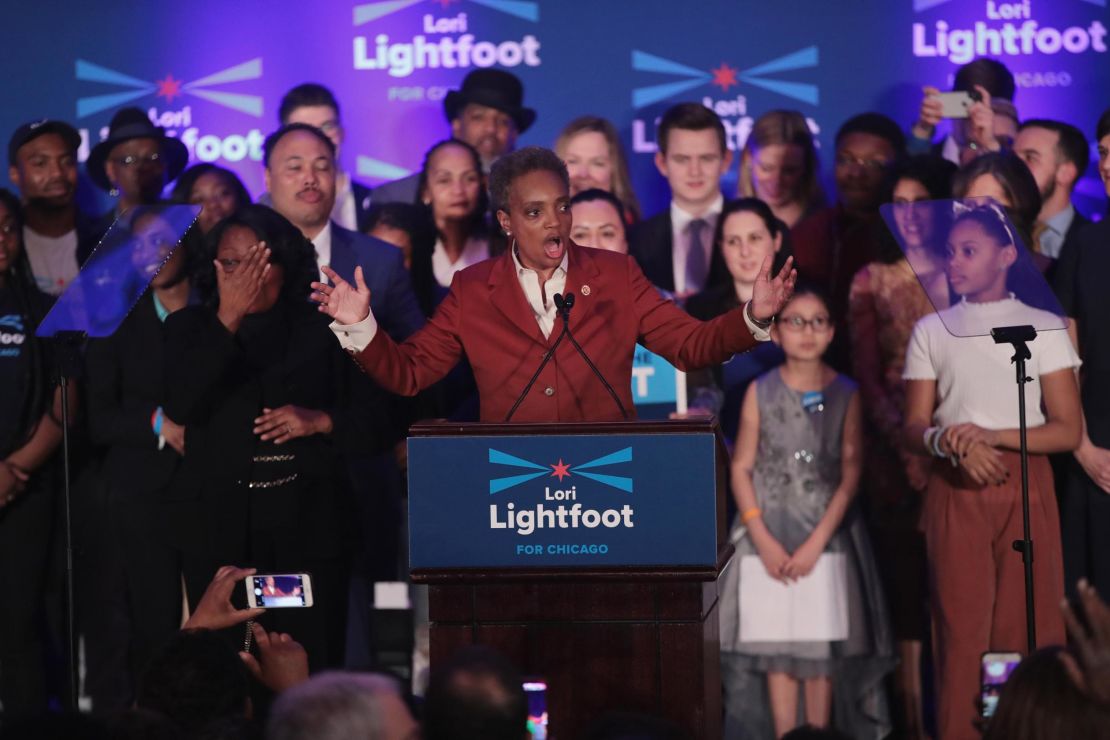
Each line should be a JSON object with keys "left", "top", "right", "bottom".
{"left": 488, "top": 448, "right": 633, "bottom": 494}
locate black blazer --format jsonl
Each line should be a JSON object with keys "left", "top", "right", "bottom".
{"left": 627, "top": 207, "right": 729, "bottom": 294}
{"left": 164, "top": 302, "right": 360, "bottom": 563}
{"left": 84, "top": 294, "right": 183, "bottom": 497}
{"left": 1049, "top": 208, "right": 1091, "bottom": 290}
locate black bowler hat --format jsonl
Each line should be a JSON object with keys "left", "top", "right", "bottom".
{"left": 443, "top": 69, "right": 536, "bottom": 133}
{"left": 86, "top": 107, "right": 189, "bottom": 191}
{"left": 8, "top": 119, "right": 81, "bottom": 167}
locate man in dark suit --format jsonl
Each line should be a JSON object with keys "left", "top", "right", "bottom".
{"left": 371, "top": 69, "right": 536, "bottom": 206}
{"left": 628, "top": 103, "right": 732, "bottom": 300}
{"left": 262, "top": 83, "right": 374, "bottom": 233}
{"left": 1013, "top": 119, "right": 1091, "bottom": 284}
{"left": 263, "top": 123, "right": 423, "bottom": 341}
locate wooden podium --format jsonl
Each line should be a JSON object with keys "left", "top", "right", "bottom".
{"left": 408, "top": 419, "right": 732, "bottom": 739}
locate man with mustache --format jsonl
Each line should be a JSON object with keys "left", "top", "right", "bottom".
{"left": 264, "top": 123, "right": 423, "bottom": 340}
{"left": 371, "top": 69, "right": 535, "bottom": 205}
{"left": 7, "top": 119, "right": 97, "bottom": 295}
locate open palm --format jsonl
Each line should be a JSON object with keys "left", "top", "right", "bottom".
{"left": 750, "top": 255, "right": 797, "bottom": 321}
{"left": 311, "top": 265, "right": 371, "bottom": 325}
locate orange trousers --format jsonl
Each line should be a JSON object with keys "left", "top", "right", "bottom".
{"left": 922, "top": 451, "right": 1065, "bottom": 740}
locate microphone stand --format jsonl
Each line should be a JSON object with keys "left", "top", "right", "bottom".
{"left": 504, "top": 303, "right": 570, "bottom": 422}
{"left": 559, "top": 294, "right": 629, "bottom": 420}
{"left": 991, "top": 324, "right": 1037, "bottom": 653}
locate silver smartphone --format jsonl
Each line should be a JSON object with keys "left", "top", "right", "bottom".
{"left": 936, "top": 91, "right": 977, "bottom": 119}
{"left": 245, "top": 573, "right": 314, "bottom": 608}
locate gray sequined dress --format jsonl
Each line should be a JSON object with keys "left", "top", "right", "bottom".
{"left": 719, "top": 369, "right": 894, "bottom": 739}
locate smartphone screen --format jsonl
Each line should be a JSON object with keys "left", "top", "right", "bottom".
{"left": 981, "top": 652, "right": 1022, "bottom": 718}
{"left": 249, "top": 573, "right": 312, "bottom": 608}
{"left": 523, "top": 680, "right": 548, "bottom": 740}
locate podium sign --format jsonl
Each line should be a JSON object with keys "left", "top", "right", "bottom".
{"left": 630, "top": 344, "right": 686, "bottom": 419}
{"left": 408, "top": 431, "right": 717, "bottom": 570}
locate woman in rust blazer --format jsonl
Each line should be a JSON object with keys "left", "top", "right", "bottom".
{"left": 313, "top": 147, "right": 796, "bottom": 423}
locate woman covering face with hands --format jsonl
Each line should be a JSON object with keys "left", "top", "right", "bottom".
{"left": 314, "top": 146, "right": 797, "bottom": 423}
{"left": 163, "top": 204, "right": 356, "bottom": 671}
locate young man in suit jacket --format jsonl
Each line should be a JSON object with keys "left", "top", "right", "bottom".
{"left": 628, "top": 103, "right": 732, "bottom": 300}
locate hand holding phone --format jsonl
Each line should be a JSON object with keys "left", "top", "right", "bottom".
{"left": 246, "top": 573, "right": 314, "bottom": 608}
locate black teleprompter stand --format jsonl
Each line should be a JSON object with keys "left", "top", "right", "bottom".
{"left": 991, "top": 324, "right": 1037, "bottom": 653}
{"left": 53, "top": 329, "right": 86, "bottom": 710}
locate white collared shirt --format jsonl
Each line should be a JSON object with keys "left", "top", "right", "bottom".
{"left": 670, "top": 194, "right": 724, "bottom": 296}
{"left": 432, "top": 236, "right": 491, "bottom": 288}
{"left": 331, "top": 171, "right": 358, "bottom": 231}
{"left": 510, "top": 247, "right": 568, "bottom": 340}
{"left": 310, "top": 221, "right": 333, "bottom": 284}
{"left": 1039, "top": 203, "right": 1076, "bottom": 260}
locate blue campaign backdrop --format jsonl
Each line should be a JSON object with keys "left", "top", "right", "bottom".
{"left": 2, "top": 1, "right": 1107, "bottom": 216}
{"left": 407, "top": 432, "right": 719, "bottom": 569}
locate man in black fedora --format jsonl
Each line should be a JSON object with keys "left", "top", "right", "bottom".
{"left": 84, "top": 107, "right": 189, "bottom": 258}
{"left": 371, "top": 68, "right": 535, "bottom": 205}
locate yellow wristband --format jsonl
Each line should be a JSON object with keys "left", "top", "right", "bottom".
{"left": 741, "top": 507, "right": 762, "bottom": 525}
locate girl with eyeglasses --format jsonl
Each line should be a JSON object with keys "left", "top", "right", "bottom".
{"left": 902, "top": 203, "right": 1081, "bottom": 740}
{"left": 720, "top": 286, "right": 893, "bottom": 739}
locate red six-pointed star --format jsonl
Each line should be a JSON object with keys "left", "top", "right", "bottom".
{"left": 710, "top": 63, "right": 739, "bottom": 92}
{"left": 156, "top": 74, "right": 183, "bottom": 103}
{"left": 549, "top": 459, "right": 572, "bottom": 482}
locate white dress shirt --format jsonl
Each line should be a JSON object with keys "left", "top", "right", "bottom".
{"left": 331, "top": 171, "right": 358, "bottom": 232}
{"left": 311, "top": 221, "right": 333, "bottom": 284}
{"left": 432, "top": 236, "right": 491, "bottom": 288}
{"left": 670, "top": 194, "right": 724, "bottom": 296}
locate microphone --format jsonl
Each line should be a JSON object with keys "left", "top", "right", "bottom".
{"left": 558, "top": 292, "right": 629, "bottom": 420}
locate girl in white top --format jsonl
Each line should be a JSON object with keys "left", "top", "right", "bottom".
{"left": 902, "top": 202, "right": 1081, "bottom": 740}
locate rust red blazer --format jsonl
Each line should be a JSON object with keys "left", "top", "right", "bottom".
{"left": 351, "top": 243, "right": 758, "bottom": 422}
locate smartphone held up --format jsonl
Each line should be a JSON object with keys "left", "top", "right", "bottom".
{"left": 245, "top": 573, "right": 314, "bottom": 608}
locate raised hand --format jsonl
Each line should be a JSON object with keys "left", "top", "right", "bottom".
{"left": 749, "top": 255, "right": 797, "bottom": 322}
{"left": 967, "top": 84, "right": 999, "bottom": 152}
{"left": 913, "top": 85, "right": 943, "bottom": 140}
{"left": 183, "top": 565, "right": 264, "bottom": 631}
{"left": 311, "top": 265, "right": 371, "bottom": 326}
{"left": 216, "top": 242, "right": 270, "bottom": 333}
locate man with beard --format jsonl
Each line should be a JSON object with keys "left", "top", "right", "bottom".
{"left": 1013, "top": 119, "right": 1090, "bottom": 277}
{"left": 8, "top": 120, "right": 97, "bottom": 295}
{"left": 371, "top": 69, "right": 535, "bottom": 205}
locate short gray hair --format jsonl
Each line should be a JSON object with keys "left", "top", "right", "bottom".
{"left": 266, "top": 671, "right": 406, "bottom": 740}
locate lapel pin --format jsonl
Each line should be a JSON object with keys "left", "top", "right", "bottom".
{"left": 580, "top": 284, "right": 591, "bottom": 296}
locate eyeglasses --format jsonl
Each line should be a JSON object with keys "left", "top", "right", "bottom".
{"left": 779, "top": 314, "right": 831, "bottom": 332}
{"left": 834, "top": 154, "right": 890, "bottom": 172}
{"left": 112, "top": 152, "right": 162, "bottom": 168}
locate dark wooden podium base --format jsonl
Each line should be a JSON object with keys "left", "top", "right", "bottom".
{"left": 422, "top": 567, "right": 726, "bottom": 739}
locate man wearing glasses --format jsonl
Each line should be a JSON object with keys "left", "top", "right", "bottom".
{"left": 86, "top": 107, "right": 189, "bottom": 253}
